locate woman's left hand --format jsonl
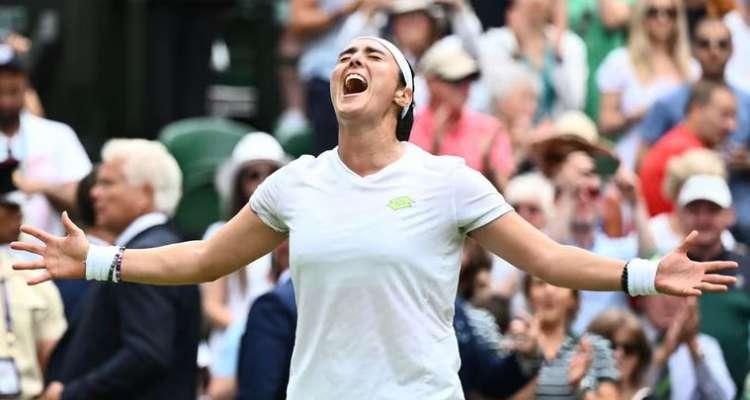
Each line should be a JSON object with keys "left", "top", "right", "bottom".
{"left": 655, "top": 231, "right": 737, "bottom": 296}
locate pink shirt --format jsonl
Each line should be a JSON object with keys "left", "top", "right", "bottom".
{"left": 410, "top": 107, "right": 514, "bottom": 176}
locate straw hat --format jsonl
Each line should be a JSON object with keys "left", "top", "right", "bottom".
{"left": 530, "top": 111, "right": 618, "bottom": 177}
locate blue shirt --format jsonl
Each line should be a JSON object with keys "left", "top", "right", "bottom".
{"left": 637, "top": 84, "right": 750, "bottom": 146}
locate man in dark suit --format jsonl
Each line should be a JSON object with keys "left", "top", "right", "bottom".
{"left": 42, "top": 139, "right": 201, "bottom": 400}
{"left": 237, "top": 240, "right": 295, "bottom": 400}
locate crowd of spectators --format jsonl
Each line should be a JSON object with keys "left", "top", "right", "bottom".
{"left": 0, "top": 0, "right": 750, "bottom": 399}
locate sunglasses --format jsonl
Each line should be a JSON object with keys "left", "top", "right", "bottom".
{"left": 512, "top": 203, "right": 543, "bottom": 215}
{"left": 613, "top": 341, "right": 639, "bottom": 355}
{"left": 572, "top": 185, "right": 601, "bottom": 199}
{"left": 585, "top": 186, "right": 601, "bottom": 198}
{"left": 695, "top": 37, "right": 731, "bottom": 50}
{"left": 646, "top": 6, "right": 677, "bottom": 20}
{"left": 440, "top": 77, "right": 474, "bottom": 87}
{"left": 239, "top": 166, "right": 279, "bottom": 182}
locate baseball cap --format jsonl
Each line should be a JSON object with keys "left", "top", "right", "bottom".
{"left": 0, "top": 44, "right": 24, "bottom": 73}
{"left": 215, "top": 132, "right": 289, "bottom": 201}
{"left": 677, "top": 174, "right": 732, "bottom": 208}
{"left": 391, "top": 0, "right": 432, "bottom": 14}
{"left": 419, "top": 37, "right": 479, "bottom": 82}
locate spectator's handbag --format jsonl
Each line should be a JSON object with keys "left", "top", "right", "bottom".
{"left": 0, "top": 279, "right": 21, "bottom": 399}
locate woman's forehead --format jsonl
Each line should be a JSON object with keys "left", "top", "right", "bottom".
{"left": 340, "top": 38, "right": 395, "bottom": 63}
{"left": 348, "top": 37, "right": 388, "bottom": 52}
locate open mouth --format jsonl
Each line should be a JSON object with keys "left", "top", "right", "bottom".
{"left": 344, "top": 73, "right": 368, "bottom": 95}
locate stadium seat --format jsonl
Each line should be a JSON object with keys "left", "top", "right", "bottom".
{"left": 159, "top": 117, "right": 251, "bottom": 239}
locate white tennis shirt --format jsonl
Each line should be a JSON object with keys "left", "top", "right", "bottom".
{"left": 250, "top": 142, "right": 512, "bottom": 399}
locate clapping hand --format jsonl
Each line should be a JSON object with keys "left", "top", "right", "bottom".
{"left": 568, "top": 337, "right": 593, "bottom": 387}
{"left": 612, "top": 167, "right": 641, "bottom": 205}
{"left": 506, "top": 313, "right": 540, "bottom": 358}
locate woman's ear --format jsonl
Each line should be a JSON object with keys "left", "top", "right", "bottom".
{"left": 394, "top": 87, "right": 413, "bottom": 109}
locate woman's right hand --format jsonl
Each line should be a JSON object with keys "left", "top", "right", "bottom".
{"left": 507, "top": 314, "right": 540, "bottom": 358}
{"left": 653, "top": 298, "right": 695, "bottom": 366}
{"left": 568, "top": 337, "right": 593, "bottom": 387}
{"left": 10, "top": 211, "right": 89, "bottom": 284}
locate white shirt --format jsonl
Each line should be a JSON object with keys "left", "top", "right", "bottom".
{"left": 115, "top": 212, "right": 168, "bottom": 246}
{"left": 0, "top": 112, "right": 91, "bottom": 235}
{"left": 250, "top": 142, "right": 512, "bottom": 399}
{"left": 668, "top": 334, "right": 736, "bottom": 400}
{"left": 725, "top": 11, "right": 750, "bottom": 94}
{"left": 642, "top": 321, "right": 736, "bottom": 400}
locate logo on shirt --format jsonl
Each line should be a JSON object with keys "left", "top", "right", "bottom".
{"left": 387, "top": 196, "right": 414, "bottom": 211}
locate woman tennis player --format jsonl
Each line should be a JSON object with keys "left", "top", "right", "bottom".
{"left": 12, "top": 37, "right": 736, "bottom": 399}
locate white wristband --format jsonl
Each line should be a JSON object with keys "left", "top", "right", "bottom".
{"left": 85, "top": 245, "right": 119, "bottom": 281}
{"left": 627, "top": 258, "right": 659, "bottom": 296}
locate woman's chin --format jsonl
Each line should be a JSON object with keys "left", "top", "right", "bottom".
{"left": 337, "top": 102, "right": 369, "bottom": 121}
{"left": 537, "top": 310, "right": 565, "bottom": 326}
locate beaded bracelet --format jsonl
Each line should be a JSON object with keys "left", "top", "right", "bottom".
{"left": 112, "top": 246, "right": 125, "bottom": 283}
{"left": 106, "top": 246, "right": 125, "bottom": 283}
{"left": 621, "top": 263, "right": 630, "bottom": 296}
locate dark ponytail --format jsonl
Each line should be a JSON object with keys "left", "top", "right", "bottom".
{"left": 395, "top": 62, "right": 415, "bottom": 141}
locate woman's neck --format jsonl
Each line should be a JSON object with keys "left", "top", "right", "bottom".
{"left": 649, "top": 39, "right": 672, "bottom": 56}
{"left": 619, "top": 382, "right": 639, "bottom": 400}
{"left": 538, "top": 320, "right": 568, "bottom": 359}
{"left": 337, "top": 120, "right": 404, "bottom": 177}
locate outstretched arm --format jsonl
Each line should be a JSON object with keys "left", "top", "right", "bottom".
{"left": 11, "top": 205, "right": 286, "bottom": 286}
{"left": 470, "top": 212, "right": 736, "bottom": 296}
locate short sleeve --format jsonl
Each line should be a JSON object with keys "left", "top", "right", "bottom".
{"left": 33, "top": 281, "right": 67, "bottom": 342}
{"left": 596, "top": 48, "right": 629, "bottom": 94}
{"left": 56, "top": 124, "right": 92, "bottom": 182}
{"left": 249, "top": 167, "right": 290, "bottom": 233}
{"left": 453, "top": 164, "right": 513, "bottom": 234}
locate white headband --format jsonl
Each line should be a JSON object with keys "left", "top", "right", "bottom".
{"left": 356, "top": 36, "right": 414, "bottom": 119}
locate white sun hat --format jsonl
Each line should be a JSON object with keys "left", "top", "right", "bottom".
{"left": 215, "top": 132, "right": 289, "bottom": 202}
